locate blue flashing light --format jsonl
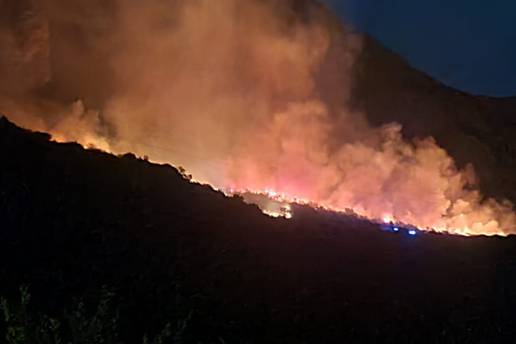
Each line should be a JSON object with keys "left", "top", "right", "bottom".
{"left": 392, "top": 227, "right": 399, "bottom": 232}
{"left": 408, "top": 230, "right": 417, "bottom": 236}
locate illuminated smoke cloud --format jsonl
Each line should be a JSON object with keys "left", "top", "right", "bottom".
{"left": 0, "top": 0, "right": 514, "bottom": 235}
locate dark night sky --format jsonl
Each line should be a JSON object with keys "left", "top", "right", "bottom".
{"left": 323, "top": 0, "right": 516, "bottom": 97}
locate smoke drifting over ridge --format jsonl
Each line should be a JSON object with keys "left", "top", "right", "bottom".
{"left": 1, "top": 0, "right": 515, "bottom": 235}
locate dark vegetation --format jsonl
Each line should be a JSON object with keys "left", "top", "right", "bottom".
{"left": 2, "top": 116, "right": 516, "bottom": 343}
{"left": 1, "top": 285, "right": 179, "bottom": 344}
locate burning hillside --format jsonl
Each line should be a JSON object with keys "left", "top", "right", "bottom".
{"left": 5, "top": 114, "right": 516, "bottom": 343}
{"left": 1, "top": 0, "right": 515, "bottom": 235}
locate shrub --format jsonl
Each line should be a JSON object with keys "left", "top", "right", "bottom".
{"left": 1, "top": 286, "right": 186, "bottom": 344}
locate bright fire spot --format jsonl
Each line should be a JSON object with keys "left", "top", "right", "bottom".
{"left": 238, "top": 192, "right": 293, "bottom": 219}
{"left": 382, "top": 215, "right": 394, "bottom": 224}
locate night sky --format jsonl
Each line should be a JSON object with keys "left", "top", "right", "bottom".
{"left": 323, "top": 0, "right": 516, "bottom": 97}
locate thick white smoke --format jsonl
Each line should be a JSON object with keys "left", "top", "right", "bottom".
{"left": 0, "top": 0, "right": 514, "bottom": 235}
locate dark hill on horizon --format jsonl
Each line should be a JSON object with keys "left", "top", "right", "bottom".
{"left": 350, "top": 34, "right": 516, "bottom": 203}
{"left": 2, "top": 117, "right": 516, "bottom": 343}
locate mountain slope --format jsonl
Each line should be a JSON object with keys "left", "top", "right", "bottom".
{"left": 2, "top": 116, "right": 516, "bottom": 343}
{"left": 351, "top": 35, "right": 516, "bottom": 202}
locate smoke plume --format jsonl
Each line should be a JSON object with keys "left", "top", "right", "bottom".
{"left": 0, "top": 0, "right": 514, "bottom": 235}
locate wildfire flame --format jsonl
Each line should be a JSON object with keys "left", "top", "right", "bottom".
{"left": 45, "top": 121, "right": 516, "bottom": 237}
{"left": 1, "top": 0, "right": 515, "bottom": 236}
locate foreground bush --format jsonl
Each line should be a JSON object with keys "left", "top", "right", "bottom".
{"left": 1, "top": 286, "right": 189, "bottom": 344}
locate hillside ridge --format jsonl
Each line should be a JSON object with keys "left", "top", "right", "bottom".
{"left": 2, "top": 115, "right": 516, "bottom": 342}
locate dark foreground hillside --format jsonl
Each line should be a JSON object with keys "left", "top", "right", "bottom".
{"left": 2, "top": 116, "right": 516, "bottom": 343}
